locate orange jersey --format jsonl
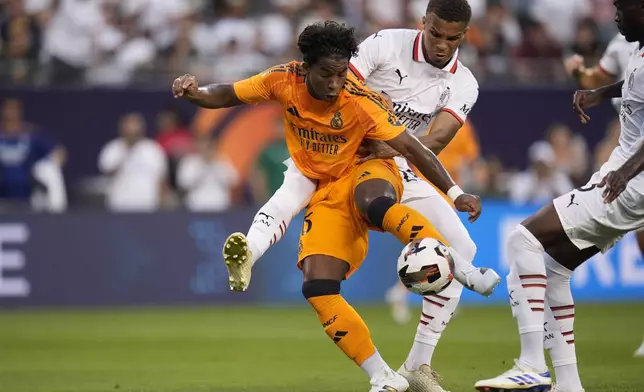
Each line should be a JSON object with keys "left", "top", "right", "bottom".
{"left": 233, "top": 61, "right": 405, "bottom": 181}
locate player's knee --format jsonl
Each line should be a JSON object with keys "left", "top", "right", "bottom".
{"left": 363, "top": 195, "right": 396, "bottom": 229}
{"left": 354, "top": 180, "right": 397, "bottom": 216}
{"left": 302, "top": 279, "right": 341, "bottom": 299}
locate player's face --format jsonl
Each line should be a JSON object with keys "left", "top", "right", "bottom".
{"left": 422, "top": 13, "right": 469, "bottom": 68}
{"left": 304, "top": 56, "right": 349, "bottom": 102}
{"left": 614, "top": 0, "right": 644, "bottom": 42}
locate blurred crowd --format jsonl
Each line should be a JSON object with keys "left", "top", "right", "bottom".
{"left": 0, "top": 0, "right": 626, "bottom": 212}
{"left": 0, "top": 0, "right": 621, "bottom": 86}
{"left": 0, "top": 94, "right": 622, "bottom": 213}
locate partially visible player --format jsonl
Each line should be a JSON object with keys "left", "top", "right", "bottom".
{"left": 174, "top": 21, "right": 483, "bottom": 392}
{"left": 563, "top": 23, "right": 644, "bottom": 360}
{"left": 476, "top": 1, "right": 644, "bottom": 391}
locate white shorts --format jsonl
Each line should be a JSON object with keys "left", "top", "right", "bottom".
{"left": 553, "top": 151, "right": 644, "bottom": 252}
{"left": 393, "top": 156, "right": 442, "bottom": 202}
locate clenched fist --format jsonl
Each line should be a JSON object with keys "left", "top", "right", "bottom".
{"left": 172, "top": 74, "right": 199, "bottom": 99}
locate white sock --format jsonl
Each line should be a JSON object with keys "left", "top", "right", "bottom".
{"left": 404, "top": 280, "right": 463, "bottom": 370}
{"left": 402, "top": 194, "right": 473, "bottom": 370}
{"left": 545, "top": 256, "right": 583, "bottom": 391}
{"left": 246, "top": 163, "right": 316, "bottom": 266}
{"left": 246, "top": 199, "right": 292, "bottom": 266}
{"left": 361, "top": 350, "right": 393, "bottom": 379}
{"left": 506, "top": 225, "right": 548, "bottom": 371}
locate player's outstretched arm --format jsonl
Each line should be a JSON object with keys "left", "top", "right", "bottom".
{"left": 573, "top": 80, "right": 624, "bottom": 124}
{"left": 172, "top": 74, "right": 243, "bottom": 109}
{"left": 564, "top": 54, "right": 616, "bottom": 90}
{"left": 385, "top": 131, "right": 482, "bottom": 222}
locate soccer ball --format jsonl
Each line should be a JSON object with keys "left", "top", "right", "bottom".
{"left": 397, "top": 238, "right": 455, "bottom": 295}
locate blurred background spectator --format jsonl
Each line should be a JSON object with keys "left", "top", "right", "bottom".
{"left": 98, "top": 112, "right": 166, "bottom": 212}
{"left": 0, "top": 97, "right": 66, "bottom": 212}
{"left": 177, "top": 135, "right": 238, "bottom": 212}
{"left": 508, "top": 141, "right": 574, "bottom": 205}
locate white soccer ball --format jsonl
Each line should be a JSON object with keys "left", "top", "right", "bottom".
{"left": 397, "top": 238, "right": 455, "bottom": 295}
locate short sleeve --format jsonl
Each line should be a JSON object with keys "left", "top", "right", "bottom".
{"left": 355, "top": 93, "right": 406, "bottom": 141}
{"left": 349, "top": 31, "right": 389, "bottom": 81}
{"left": 233, "top": 65, "right": 289, "bottom": 104}
{"left": 599, "top": 35, "right": 626, "bottom": 77}
{"left": 442, "top": 69, "right": 479, "bottom": 125}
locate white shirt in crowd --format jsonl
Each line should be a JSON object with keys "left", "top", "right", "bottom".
{"left": 98, "top": 138, "right": 166, "bottom": 212}
{"left": 177, "top": 154, "right": 238, "bottom": 212}
{"left": 509, "top": 141, "right": 574, "bottom": 205}
{"left": 42, "top": 0, "right": 107, "bottom": 67}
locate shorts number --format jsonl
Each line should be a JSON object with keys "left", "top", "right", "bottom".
{"left": 302, "top": 212, "right": 313, "bottom": 235}
{"left": 401, "top": 169, "right": 419, "bottom": 183}
{"left": 577, "top": 183, "right": 598, "bottom": 192}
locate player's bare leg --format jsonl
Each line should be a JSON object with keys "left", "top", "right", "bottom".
{"left": 476, "top": 203, "right": 594, "bottom": 392}
{"left": 301, "top": 255, "right": 409, "bottom": 392}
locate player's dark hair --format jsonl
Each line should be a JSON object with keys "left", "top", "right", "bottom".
{"left": 297, "top": 21, "right": 359, "bottom": 65}
{"left": 426, "top": 0, "right": 472, "bottom": 23}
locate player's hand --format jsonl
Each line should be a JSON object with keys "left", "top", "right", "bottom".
{"left": 454, "top": 193, "right": 482, "bottom": 223}
{"left": 572, "top": 89, "right": 602, "bottom": 124}
{"left": 356, "top": 140, "right": 399, "bottom": 164}
{"left": 598, "top": 170, "right": 629, "bottom": 204}
{"left": 563, "top": 54, "right": 585, "bottom": 77}
{"left": 172, "top": 74, "right": 199, "bottom": 99}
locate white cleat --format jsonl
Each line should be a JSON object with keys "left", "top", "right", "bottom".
{"left": 398, "top": 364, "right": 450, "bottom": 392}
{"left": 474, "top": 360, "right": 552, "bottom": 392}
{"left": 634, "top": 339, "right": 644, "bottom": 357}
{"left": 222, "top": 232, "right": 253, "bottom": 292}
{"left": 551, "top": 384, "right": 584, "bottom": 392}
{"left": 369, "top": 369, "right": 409, "bottom": 392}
{"left": 462, "top": 267, "right": 501, "bottom": 297}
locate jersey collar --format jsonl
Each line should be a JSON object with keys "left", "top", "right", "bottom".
{"left": 412, "top": 31, "right": 459, "bottom": 74}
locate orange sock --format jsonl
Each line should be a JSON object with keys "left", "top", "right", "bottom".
{"left": 307, "top": 294, "right": 376, "bottom": 365}
{"left": 382, "top": 204, "right": 449, "bottom": 246}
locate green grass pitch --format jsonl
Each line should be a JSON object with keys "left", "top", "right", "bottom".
{"left": 0, "top": 303, "right": 643, "bottom": 392}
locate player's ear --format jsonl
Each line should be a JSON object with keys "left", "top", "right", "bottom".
{"left": 422, "top": 15, "right": 426, "bottom": 27}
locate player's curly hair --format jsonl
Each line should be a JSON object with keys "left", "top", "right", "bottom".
{"left": 297, "top": 21, "right": 359, "bottom": 65}
{"left": 426, "top": 0, "right": 472, "bottom": 23}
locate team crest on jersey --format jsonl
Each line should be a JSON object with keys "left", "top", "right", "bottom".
{"left": 629, "top": 68, "right": 637, "bottom": 90}
{"left": 438, "top": 87, "right": 451, "bottom": 108}
{"left": 330, "top": 111, "right": 344, "bottom": 129}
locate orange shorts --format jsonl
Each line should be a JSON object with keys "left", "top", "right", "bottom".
{"left": 297, "top": 159, "right": 403, "bottom": 278}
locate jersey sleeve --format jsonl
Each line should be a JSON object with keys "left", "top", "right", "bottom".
{"left": 349, "top": 31, "right": 389, "bottom": 81}
{"left": 599, "top": 35, "right": 625, "bottom": 77}
{"left": 355, "top": 93, "right": 406, "bottom": 141}
{"left": 442, "top": 69, "right": 479, "bottom": 125}
{"left": 233, "top": 65, "right": 289, "bottom": 104}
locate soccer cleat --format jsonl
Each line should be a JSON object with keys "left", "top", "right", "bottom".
{"left": 461, "top": 267, "right": 501, "bottom": 297}
{"left": 222, "top": 232, "right": 253, "bottom": 292}
{"left": 551, "top": 384, "right": 584, "bottom": 392}
{"left": 474, "top": 359, "right": 552, "bottom": 392}
{"left": 398, "top": 363, "right": 450, "bottom": 392}
{"left": 634, "top": 339, "right": 644, "bottom": 357}
{"left": 369, "top": 369, "right": 410, "bottom": 392}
